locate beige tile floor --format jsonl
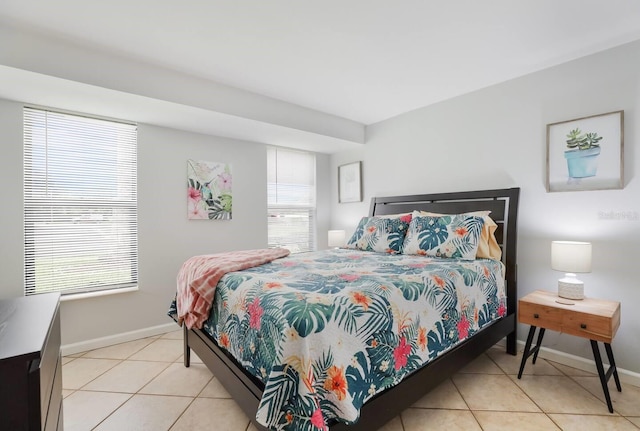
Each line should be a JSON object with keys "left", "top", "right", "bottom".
{"left": 62, "top": 331, "right": 640, "bottom": 431}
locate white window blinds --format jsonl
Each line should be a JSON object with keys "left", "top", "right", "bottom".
{"left": 267, "top": 147, "right": 316, "bottom": 253}
{"left": 24, "top": 107, "right": 138, "bottom": 296}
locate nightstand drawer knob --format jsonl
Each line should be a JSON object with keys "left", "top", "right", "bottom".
{"left": 581, "top": 323, "right": 587, "bottom": 329}
{"left": 533, "top": 313, "right": 539, "bottom": 319}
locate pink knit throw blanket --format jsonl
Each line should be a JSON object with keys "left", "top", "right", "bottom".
{"left": 176, "top": 248, "right": 290, "bottom": 329}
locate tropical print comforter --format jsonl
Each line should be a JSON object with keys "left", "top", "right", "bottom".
{"left": 169, "top": 249, "right": 506, "bottom": 430}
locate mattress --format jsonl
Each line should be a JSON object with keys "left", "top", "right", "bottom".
{"left": 170, "top": 248, "right": 506, "bottom": 430}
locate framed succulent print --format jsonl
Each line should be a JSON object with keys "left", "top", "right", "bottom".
{"left": 546, "top": 111, "right": 623, "bottom": 192}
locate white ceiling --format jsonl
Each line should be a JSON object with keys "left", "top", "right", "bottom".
{"left": 2, "top": 1, "right": 640, "bottom": 146}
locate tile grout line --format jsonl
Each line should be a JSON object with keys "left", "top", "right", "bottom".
{"left": 166, "top": 394, "right": 198, "bottom": 431}
{"left": 449, "top": 362, "right": 485, "bottom": 430}
{"left": 66, "top": 337, "right": 182, "bottom": 431}
{"left": 623, "top": 417, "right": 640, "bottom": 430}
{"left": 63, "top": 336, "right": 157, "bottom": 391}
{"left": 509, "top": 357, "right": 610, "bottom": 430}
{"left": 89, "top": 392, "right": 134, "bottom": 431}
{"left": 535, "top": 369, "right": 622, "bottom": 417}
{"left": 486, "top": 349, "right": 559, "bottom": 430}
{"left": 530, "top": 358, "right": 574, "bottom": 430}
{"left": 66, "top": 358, "right": 124, "bottom": 392}
{"left": 131, "top": 337, "right": 205, "bottom": 430}
{"left": 67, "top": 338, "right": 153, "bottom": 430}
{"left": 470, "top": 352, "right": 506, "bottom": 431}
{"left": 563, "top": 369, "right": 628, "bottom": 417}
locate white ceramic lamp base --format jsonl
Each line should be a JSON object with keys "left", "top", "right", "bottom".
{"left": 557, "top": 273, "right": 584, "bottom": 300}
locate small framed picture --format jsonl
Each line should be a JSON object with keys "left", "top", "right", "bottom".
{"left": 546, "top": 111, "right": 623, "bottom": 192}
{"left": 338, "top": 161, "right": 362, "bottom": 203}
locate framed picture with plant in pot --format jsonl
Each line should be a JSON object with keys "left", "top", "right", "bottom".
{"left": 546, "top": 110, "right": 624, "bottom": 192}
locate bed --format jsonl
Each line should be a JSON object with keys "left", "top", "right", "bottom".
{"left": 170, "top": 187, "right": 520, "bottom": 430}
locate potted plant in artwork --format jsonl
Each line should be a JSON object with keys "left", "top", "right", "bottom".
{"left": 564, "top": 128, "right": 603, "bottom": 178}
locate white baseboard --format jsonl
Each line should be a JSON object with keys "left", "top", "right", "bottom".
{"left": 61, "top": 322, "right": 178, "bottom": 356}
{"left": 516, "top": 340, "right": 640, "bottom": 388}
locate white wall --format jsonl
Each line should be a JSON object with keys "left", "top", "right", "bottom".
{"left": 0, "top": 100, "right": 24, "bottom": 297}
{"left": 0, "top": 98, "right": 330, "bottom": 346}
{"left": 331, "top": 40, "right": 640, "bottom": 373}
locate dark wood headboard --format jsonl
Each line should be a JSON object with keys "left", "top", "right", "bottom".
{"left": 369, "top": 187, "right": 520, "bottom": 335}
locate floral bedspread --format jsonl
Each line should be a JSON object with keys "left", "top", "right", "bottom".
{"left": 169, "top": 249, "right": 506, "bottom": 430}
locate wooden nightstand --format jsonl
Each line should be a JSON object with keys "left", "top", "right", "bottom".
{"left": 517, "top": 290, "right": 621, "bottom": 413}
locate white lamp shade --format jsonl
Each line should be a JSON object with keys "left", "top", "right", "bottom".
{"left": 328, "top": 230, "right": 346, "bottom": 248}
{"left": 551, "top": 241, "right": 592, "bottom": 273}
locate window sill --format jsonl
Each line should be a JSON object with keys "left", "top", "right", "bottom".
{"left": 60, "top": 286, "right": 139, "bottom": 302}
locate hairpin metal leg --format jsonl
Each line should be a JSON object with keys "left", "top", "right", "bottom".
{"left": 604, "top": 343, "right": 622, "bottom": 392}
{"left": 531, "top": 328, "right": 545, "bottom": 364}
{"left": 518, "top": 325, "right": 545, "bottom": 379}
{"left": 591, "top": 340, "right": 614, "bottom": 413}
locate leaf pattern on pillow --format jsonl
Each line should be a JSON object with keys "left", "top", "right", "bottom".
{"left": 403, "top": 215, "right": 485, "bottom": 259}
{"left": 346, "top": 215, "right": 412, "bottom": 254}
{"left": 417, "top": 216, "right": 451, "bottom": 250}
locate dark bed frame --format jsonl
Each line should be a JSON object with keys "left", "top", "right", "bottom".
{"left": 181, "top": 187, "right": 520, "bottom": 430}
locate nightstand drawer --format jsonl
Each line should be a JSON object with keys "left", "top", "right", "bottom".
{"left": 562, "top": 310, "right": 615, "bottom": 342}
{"left": 519, "top": 301, "right": 563, "bottom": 330}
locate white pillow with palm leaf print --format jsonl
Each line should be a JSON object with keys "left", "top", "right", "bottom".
{"left": 346, "top": 214, "right": 412, "bottom": 254}
{"left": 402, "top": 212, "right": 485, "bottom": 259}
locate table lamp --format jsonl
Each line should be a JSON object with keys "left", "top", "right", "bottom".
{"left": 328, "top": 230, "right": 346, "bottom": 249}
{"left": 551, "top": 240, "right": 592, "bottom": 300}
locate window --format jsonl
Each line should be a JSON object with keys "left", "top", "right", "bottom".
{"left": 24, "top": 107, "right": 138, "bottom": 296}
{"left": 267, "top": 147, "right": 316, "bottom": 253}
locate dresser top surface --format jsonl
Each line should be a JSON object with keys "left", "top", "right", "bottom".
{"left": 0, "top": 293, "right": 60, "bottom": 362}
